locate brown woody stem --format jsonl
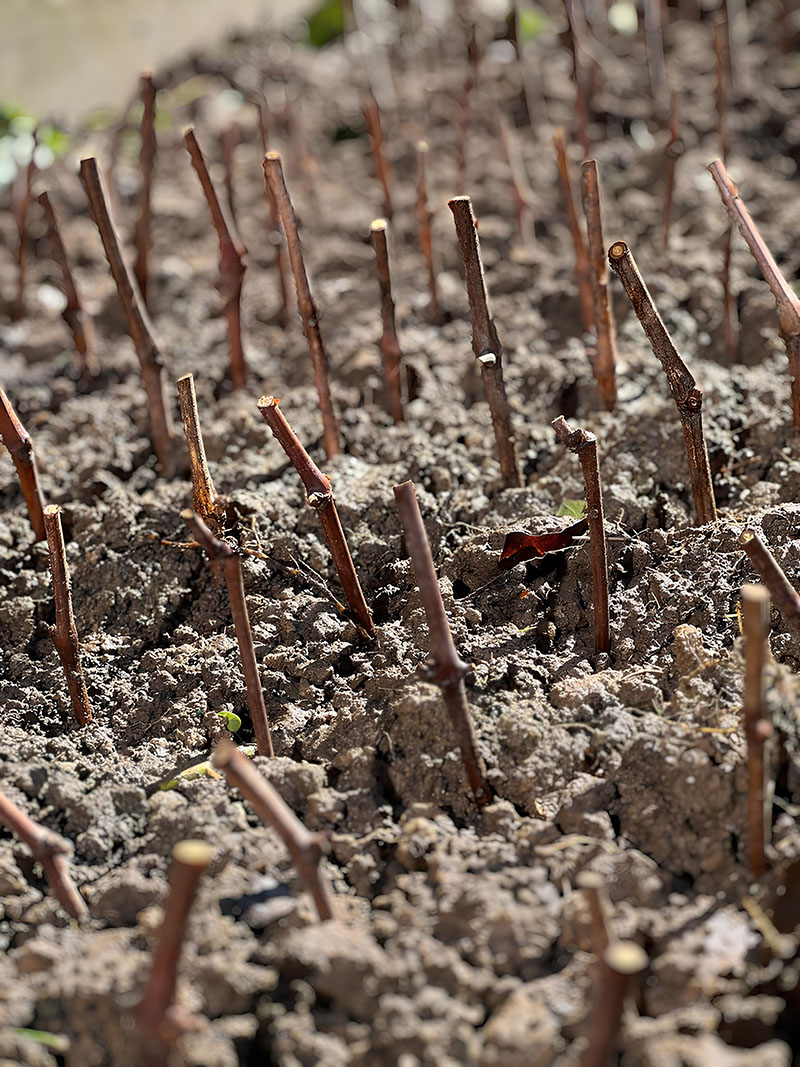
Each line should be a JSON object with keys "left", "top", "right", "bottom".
{"left": 608, "top": 241, "right": 716, "bottom": 525}
{"left": 575, "top": 870, "right": 611, "bottom": 956}
{"left": 415, "top": 141, "right": 440, "bottom": 322}
{"left": 0, "top": 788, "right": 87, "bottom": 920}
{"left": 741, "top": 583, "right": 771, "bottom": 878}
{"left": 581, "top": 161, "right": 617, "bottom": 410}
{"left": 497, "top": 111, "right": 535, "bottom": 247}
{"left": 257, "top": 397, "right": 373, "bottom": 636}
{"left": 554, "top": 128, "right": 594, "bottom": 333}
{"left": 38, "top": 191, "right": 98, "bottom": 382}
{"left": 448, "top": 196, "right": 522, "bottom": 489}
{"left": 135, "top": 840, "right": 213, "bottom": 1040}
{"left": 0, "top": 388, "right": 47, "bottom": 541}
{"left": 79, "top": 157, "right": 175, "bottom": 474}
{"left": 134, "top": 71, "right": 156, "bottom": 308}
{"left": 393, "top": 479, "right": 490, "bottom": 807}
{"left": 181, "top": 510, "right": 274, "bottom": 757}
{"left": 370, "top": 219, "right": 404, "bottom": 424}
{"left": 565, "top": 0, "right": 591, "bottom": 158}
{"left": 581, "top": 941, "right": 649, "bottom": 1067}
{"left": 707, "top": 159, "right": 800, "bottom": 431}
{"left": 43, "top": 505, "right": 93, "bottom": 727}
{"left": 740, "top": 528, "right": 800, "bottom": 635}
{"left": 263, "top": 153, "right": 340, "bottom": 460}
{"left": 363, "top": 94, "right": 393, "bottom": 221}
{"left": 212, "top": 740, "right": 333, "bottom": 920}
{"left": 176, "top": 375, "right": 223, "bottom": 530}
{"left": 220, "top": 122, "right": 239, "bottom": 227}
{"left": 552, "top": 417, "right": 610, "bottom": 653}
{"left": 184, "top": 127, "right": 248, "bottom": 391}
{"left": 662, "top": 90, "right": 683, "bottom": 251}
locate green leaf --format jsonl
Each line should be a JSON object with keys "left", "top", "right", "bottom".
{"left": 12, "top": 1030, "right": 69, "bottom": 1053}
{"left": 306, "top": 0, "right": 344, "bottom": 48}
{"left": 556, "top": 499, "right": 586, "bottom": 520}
{"left": 217, "top": 709, "right": 242, "bottom": 734}
{"left": 517, "top": 5, "right": 548, "bottom": 40}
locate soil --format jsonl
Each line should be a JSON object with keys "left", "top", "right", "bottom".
{"left": 1, "top": 2, "right": 800, "bottom": 1064}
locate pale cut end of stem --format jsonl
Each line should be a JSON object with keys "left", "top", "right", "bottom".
{"left": 604, "top": 940, "right": 649, "bottom": 976}
{"left": 172, "top": 839, "right": 214, "bottom": 869}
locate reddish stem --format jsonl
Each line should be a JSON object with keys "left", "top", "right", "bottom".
{"left": 363, "top": 94, "right": 393, "bottom": 221}
{"left": 580, "top": 942, "right": 649, "bottom": 1067}
{"left": 581, "top": 161, "right": 617, "bottom": 410}
{"left": 0, "top": 388, "right": 47, "bottom": 541}
{"left": 415, "top": 141, "right": 440, "bottom": 322}
{"left": 661, "top": 90, "right": 683, "bottom": 251}
{"left": 134, "top": 71, "right": 156, "bottom": 308}
{"left": 740, "top": 583, "right": 771, "bottom": 878}
{"left": 554, "top": 128, "right": 594, "bottom": 333}
{"left": 740, "top": 528, "right": 800, "bottom": 636}
{"left": 370, "top": 219, "right": 404, "bottom": 423}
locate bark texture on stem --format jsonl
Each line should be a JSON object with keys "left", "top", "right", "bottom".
{"left": 134, "top": 71, "right": 156, "bottom": 308}
{"left": 581, "top": 161, "right": 617, "bottom": 410}
{"left": 79, "top": 157, "right": 175, "bottom": 473}
{"left": 580, "top": 941, "right": 649, "bottom": 1067}
{"left": 263, "top": 153, "right": 340, "bottom": 460}
{"left": 184, "top": 127, "right": 248, "bottom": 390}
{"left": 741, "top": 583, "right": 771, "bottom": 878}
{"left": 393, "top": 479, "right": 490, "bottom": 806}
{"left": 448, "top": 196, "right": 521, "bottom": 489}
{"left": 370, "top": 219, "right": 403, "bottom": 423}
{"left": 554, "top": 128, "right": 594, "bottom": 333}
{"left": 135, "top": 839, "right": 213, "bottom": 1040}
{"left": 176, "top": 375, "right": 223, "bottom": 531}
{"left": 43, "top": 505, "right": 93, "bottom": 727}
{"left": 415, "top": 141, "right": 440, "bottom": 322}
{"left": 181, "top": 510, "right": 274, "bottom": 757}
{"left": 212, "top": 740, "right": 333, "bottom": 920}
{"left": 740, "top": 528, "right": 800, "bottom": 635}
{"left": 707, "top": 159, "right": 800, "bottom": 430}
{"left": 552, "top": 416, "right": 610, "bottom": 653}
{"left": 608, "top": 240, "right": 716, "bottom": 525}
{"left": 0, "top": 788, "right": 87, "bottom": 920}
{"left": 363, "top": 94, "right": 393, "bottom": 221}
{"left": 38, "top": 191, "right": 97, "bottom": 381}
{"left": 257, "top": 398, "right": 373, "bottom": 636}
{"left": 0, "top": 388, "right": 47, "bottom": 541}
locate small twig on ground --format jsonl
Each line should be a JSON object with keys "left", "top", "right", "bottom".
{"left": 220, "top": 121, "right": 239, "bottom": 228}
{"left": 134, "top": 71, "right": 156, "bottom": 308}
{"left": 581, "top": 161, "right": 617, "bottom": 410}
{"left": 38, "top": 191, "right": 98, "bottom": 382}
{"left": 181, "top": 509, "right": 274, "bottom": 757}
{"left": 257, "top": 397, "right": 374, "bottom": 636}
{"left": 707, "top": 160, "right": 800, "bottom": 431}
{"left": 497, "top": 110, "right": 535, "bottom": 247}
{"left": 393, "top": 479, "right": 490, "bottom": 807}
{"left": 0, "top": 388, "right": 47, "bottom": 541}
{"left": 79, "top": 157, "right": 175, "bottom": 474}
{"left": 447, "top": 196, "right": 522, "bottom": 488}
{"left": 741, "top": 583, "right": 772, "bottom": 878}
{"left": 11, "top": 133, "right": 36, "bottom": 321}
{"left": 554, "top": 128, "right": 594, "bottom": 333}
{"left": 739, "top": 528, "right": 800, "bottom": 635}
{"left": 575, "top": 870, "right": 611, "bottom": 956}
{"left": 43, "top": 504, "right": 93, "bottom": 727}
{"left": 415, "top": 141, "right": 440, "bottom": 322}
{"left": 552, "top": 416, "right": 610, "bottom": 653}
{"left": 176, "top": 374, "right": 225, "bottom": 532}
{"left": 363, "top": 94, "right": 393, "bottom": 220}
{"left": 0, "top": 788, "right": 87, "bottom": 920}
{"left": 608, "top": 240, "right": 716, "bottom": 524}
{"left": 184, "top": 127, "right": 248, "bottom": 391}
{"left": 263, "top": 153, "right": 340, "bottom": 460}
{"left": 212, "top": 740, "right": 333, "bottom": 920}
{"left": 661, "top": 90, "right": 683, "bottom": 251}
{"left": 580, "top": 941, "right": 649, "bottom": 1067}
{"left": 370, "top": 219, "right": 404, "bottom": 423}
{"left": 135, "top": 840, "right": 213, "bottom": 1042}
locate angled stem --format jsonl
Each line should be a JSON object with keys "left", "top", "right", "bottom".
{"left": 393, "top": 480, "right": 490, "bottom": 807}
{"left": 43, "top": 505, "right": 93, "bottom": 727}
{"left": 415, "top": 141, "right": 440, "bottom": 322}
{"left": 740, "top": 528, "right": 800, "bottom": 635}
{"left": 38, "top": 191, "right": 98, "bottom": 381}
{"left": 79, "top": 157, "right": 175, "bottom": 474}
{"left": 608, "top": 240, "right": 716, "bottom": 525}
{"left": 263, "top": 153, "right": 340, "bottom": 460}
{"left": 257, "top": 397, "right": 373, "bottom": 636}
{"left": 363, "top": 94, "right": 393, "bottom": 220}
{"left": 370, "top": 219, "right": 403, "bottom": 423}
{"left": 176, "top": 375, "right": 223, "bottom": 530}
{"left": 0, "top": 788, "right": 87, "bottom": 920}
{"left": 212, "top": 740, "right": 333, "bottom": 920}
{"left": 581, "top": 161, "right": 617, "bottom": 410}
{"left": 182, "top": 510, "right": 274, "bottom": 756}
{"left": 448, "top": 196, "right": 522, "bottom": 488}
{"left": 552, "top": 416, "right": 610, "bottom": 653}
{"left": 0, "top": 388, "right": 47, "bottom": 541}
{"left": 580, "top": 942, "right": 649, "bottom": 1067}
{"left": 707, "top": 159, "right": 800, "bottom": 431}
{"left": 741, "top": 583, "right": 771, "bottom": 878}
{"left": 554, "top": 128, "right": 594, "bottom": 333}
{"left": 134, "top": 71, "right": 156, "bottom": 308}
{"left": 135, "top": 840, "right": 213, "bottom": 1040}
{"left": 184, "top": 127, "right": 248, "bottom": 391}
